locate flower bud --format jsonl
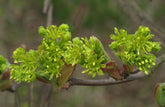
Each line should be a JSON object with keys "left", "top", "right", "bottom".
{"left": 38, "top": 26, "right": 46, "bottom": 37}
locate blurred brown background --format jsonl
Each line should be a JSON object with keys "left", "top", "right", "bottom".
{"left": 0, "top": 0, "right": 165, "bottom": 107}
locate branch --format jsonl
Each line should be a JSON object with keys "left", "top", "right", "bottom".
{"left": 68, "top": 71, "right": 145, "bottom": 87}
{"left": 28, "top": 83, "right": 33, "bottom": 107}
{"left": 43, "top": 0, "right": 53, "bottom": 27}
{"left": 46, "top": 4, "right": 53, "bottom": 27}
{"left": 72, "top": 0, "right": 86, "bottom": 36}
{"left": 43, "top": 0, "right": 51, "bottom": 14}
{"left": 67, "top": 53, "right": 165, "bottom": 87}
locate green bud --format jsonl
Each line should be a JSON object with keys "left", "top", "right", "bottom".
{"left": 139, "top": 67, "right": 142, "bottom": 71}
{"left": 147, "top": 65, "right": 151, "bottom": 68}
{"left": 144, "top": 70, "right": 149, "bottom": 75}
{"left": 114, "top": 27, "right": 119, "bottom": 35}
{"left": 138, "top": 62, "right": 142, "bottom": 66}
{"left": 149, "top": 59, "right": 152, "bottom": 63}
{"left": 38, "top": 26, "right": 47, "bottom": 37}
{"left": 73, "top": 37, "right": 81, "bottom": 44}
{"left": 10, "top": 76, "right": 13, "bottom": 79}
{"left": 141, "top": 61, "right": 145, "bottom": 64}
{"left": 145, "top": 59, "right": 148, "bottom": 63}
{"left": 57, "top": 66, "right": 60, "bottom": 69}
{"left": 93, "top": 62, "right": 95, "bottom": 66}
{"left": 144, "top": 27, "right": 149, "bottom": 31}
{"left": 152, "top": 42, "right": 161, "bottom": 52}
{"left": 63, "top": 33, "right": 71, "bottom": 41}
{"left": 51, "top": 25, "right": 55, "bottom": 29}
{"left": 101, "top": 64, "right": 106, "bottom": 68}
{"left": 59, "top": 24, "right": 69, "bottom": 31}
{"left": 152, "top": 62, "right": 156, "bottom": 65}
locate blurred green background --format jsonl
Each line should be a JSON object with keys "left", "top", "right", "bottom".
{"left": 0, "top": 0, "right": 165, "bottom": 107}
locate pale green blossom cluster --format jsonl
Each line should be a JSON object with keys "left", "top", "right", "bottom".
{"left": 110, "top": 25, "right": 161, "bottom": 74}
{"left": 0, "top": 55, "right": 9, "bottom": 74}
{"left": 10, "top": 24, "right": 110, "bottom": 83}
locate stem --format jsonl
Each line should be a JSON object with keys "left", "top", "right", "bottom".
{"left": 28, "top": 83, "right": 33, "bottom": 107}
{"left": 69, "top": 72, "right": 145, "bottom": 86}
{"left": 66, "top": 53, "right": 165, "bottom": 87}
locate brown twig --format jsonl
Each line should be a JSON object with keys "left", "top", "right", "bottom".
{"left": 67, "top": 53, "right": 165, "bottom": 87}
{"left": 72, "top": 0, "right": 86, "bottom": 36}
{"left": 45, "top": 85, "right": 54, "bottom": 107}
{"left": 46, "top": 4, "right": 53, "bottom": 27}
{"left": 68, "top": 71, "right": 145, "bottom": 87}
{"left": 43, "top": 0, "right": 51, "bottom": 14}
{"left": 28, "top": 83, "right": 33, "bottom": 107}
{"left": 43, "top": 0, "right": 53, "bottom": 27}
{"left": 14, "top": 89, "right": 21, "bottom": 107}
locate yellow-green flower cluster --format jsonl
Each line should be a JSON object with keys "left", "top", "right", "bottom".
{"left": 10, "top": 24, "right": 111, "bottom": 83}
{"left": 64, "top": 36, "right": 110, "bottom": 77}
{"left": 63, "top": 37, "right": 83, "bottom": 66}
{"left": 10, "top": 47, "right": 38, "bottom": 83}
{"left": 110, "top": 25, "right": 161, "bottom": 74}
{"left": 10, "top": 24, "right": 71, "bottom": 83}
{"left": 0, "top": 55, "right": 9, "bottom": 74}
{"left": 80, "top": 37, "right": 109, "bottom": 77}
{"left": 38, "top": 39, "right": 64, "bottom": 80}
{"left": 38, "top": 24, "right": 71, "bottom": 80}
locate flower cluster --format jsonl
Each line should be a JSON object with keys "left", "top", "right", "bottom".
{"left": 37, "top": 24, "right": 71, "bottom": 80}
{"left": 80, "top": 37, "right": 110, "bottom": 77}
{"left": 10, "top": 24, "right": 111, "bottom": 83}
{"left": 64, "top": 36, "right": 110, "bottom": 77}
{"left": 63, "top": 37, "right": 83, "bottom": 66}
{"left": 0, "top": 55, "right": 9, "bottom": 74}
{"left": 10, "top": 47, "right": 38, "bottom": 83}
{"left": 9, "top": 24, "right": 162, "bottom": 83}
{"left": 110, "top": 25, "right": 161, "bottom": 74}
{"left": 10, "top": 24, "right": 71, "bottom": 83}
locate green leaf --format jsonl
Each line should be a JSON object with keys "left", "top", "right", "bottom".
{"left": 155, "top": 83, "right": 165, "bottom": 106}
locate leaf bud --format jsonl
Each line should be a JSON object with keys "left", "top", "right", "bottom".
{"left": 38, "top": 26, "right": 46, "bottom": 37}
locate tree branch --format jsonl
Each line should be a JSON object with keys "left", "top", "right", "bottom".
{"left": 46, "top": 4, "right": 53, "bottom": 27}
{"left": 67, "top": 53, "right": 165, "bottom": 87}
{"left": 68, "top": 71, "right": 145, "bottom": 87}
{"left": 72, "top": 0, "right": 86, "bottom": 36}
{"left": 43, "top": 0, "right": 53, "bottom": 27}
{"left": 43, "top": 0, "right": 51, "bottom": 14}
{"left": 5, "top": 0, "right": 165, "bottom": 91}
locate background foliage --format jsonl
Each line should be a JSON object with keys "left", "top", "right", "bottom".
{"left": 0, "top": 0, "right": 165, "bottom": 107}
